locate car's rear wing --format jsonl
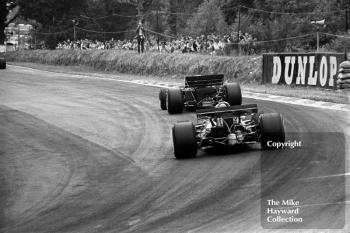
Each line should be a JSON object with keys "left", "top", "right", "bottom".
{"left": 197, "top": 104, "right": 258, "bottom": 119}
{"left": 185, "top": 74, "right": 224, "bottom": 88}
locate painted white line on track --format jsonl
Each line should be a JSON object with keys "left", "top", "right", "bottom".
{"left": 240, "top": 173, "right": 350, "bottom": 189}
{"left": 300, "top": 172, "right": 350, "bottom": 180}
{"left": 8, "top": 65, "right": 350, "bottom": 112}
{"left": 242, "top": 91, "right": 349, "bottom": 112}
{"left": 265, "top": 201, "right": 350, "bottom": 210}
{"left": 298, "top": 201, "right": 350, "bottom": 208}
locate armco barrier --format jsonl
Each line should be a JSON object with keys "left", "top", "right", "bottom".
{"left": 263, "top": 53, "right": 346, "bottom": 89}
{"left": 337, "top": 61, "right": 350, "bottom": 89}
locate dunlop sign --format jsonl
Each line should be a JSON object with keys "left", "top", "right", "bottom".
{"left": 262, "top": 53, "right": 345, "bottom": 88}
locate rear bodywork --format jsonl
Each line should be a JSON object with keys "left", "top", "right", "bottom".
{"left": 159, "top": 74, "right": 242, "bottom": 114}
{"left": 195, "top": 104, "right": 260, "bottom": 147}
{"left": 171, "top": 104, "right": 285, "bottom": 159}
{"left": 182, "top": 74, "right": 225, "bottom": 109}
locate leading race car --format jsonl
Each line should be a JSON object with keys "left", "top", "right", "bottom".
{"left": 159, "top": 74, "right": 242, "bottom": 114}
{"left": 172, "top": 104, "right": 285, "bottom": 159}
{"left": 0, "top": 57, "right": 6, "bottom": 69}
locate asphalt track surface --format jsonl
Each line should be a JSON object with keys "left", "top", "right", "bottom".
{"left": 0, "top": 65, "right": 349, "bottom": 233}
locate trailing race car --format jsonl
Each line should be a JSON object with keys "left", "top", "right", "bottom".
{"left": 159, "top": 74, "right": 241, "bottom": 114}
{"left": 172, "top": 104, "right": 285, "bottom": 159}
{"left": 0, "top": 57, "right": 6, "bottom": 69}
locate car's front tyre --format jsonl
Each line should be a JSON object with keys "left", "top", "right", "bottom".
{"left": 224, "top": 83, "right": 242, "bottom": 106}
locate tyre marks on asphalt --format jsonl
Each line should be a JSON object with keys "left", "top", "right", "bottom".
{"left": 56, "top": 85, "right": 174, "bottom": 178}
{"left": 0, "top": 104, "right": 161, "bottom": 232}
{"left": 1, "top": 65, "right": 349, "bottom": 232}
{"left": 0, "top": 106, "right": 76, "bottom": 232}
{"left": 0, "top": 71, "right": 178, "bottom": 232}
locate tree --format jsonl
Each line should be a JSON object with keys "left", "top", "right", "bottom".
{"left": 16, "top": 0, "right": 88, "bottom": 48}
{"left": 186, "top": 0, "right": 228, "bottom": 36}
{"left": 0, "top": 0, "right": 6, "bottom": 44}
{"left": 221, "top": 0, "right": 254, "bottom": 25}
{"left": 80, "top": 0, "right": 137, "bottom": 41}
{"left": 0, "top": 0, "right": 20, "bottom": 44}
{"left": 236, "top": 0, "right": 323, "bottom": 52}
{"left": 78, "top": 0, "right": 153, "bottom": 41}
{"left": 167, "top": 0, "right": 177, "bottom": 35}
{"left": 17, "top": 0, "right": 88, "bottom": 30}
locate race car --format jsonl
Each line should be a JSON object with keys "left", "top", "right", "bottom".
{"left": 172, "top": 104, "right": 285, "bottom": 159}
{"left": 159, "top": 74, "right": 242, "bottom": 114}
{"left": 0, "top": 57, "right": 6, "bottom": 69}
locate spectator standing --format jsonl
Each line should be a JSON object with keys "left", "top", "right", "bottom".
{"left": 136, "top": 20, "right": 146, "bottom": 53}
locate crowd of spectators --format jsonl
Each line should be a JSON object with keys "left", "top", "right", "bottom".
{"left": 56, "top": 38, "right": 137, "bottom": 50}
{"left": 56, "top": 32, "right": 256, "bottom": 55}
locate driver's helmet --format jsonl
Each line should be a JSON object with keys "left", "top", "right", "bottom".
{"left": 215, "top": 101, "right": 230, "bottom": 108}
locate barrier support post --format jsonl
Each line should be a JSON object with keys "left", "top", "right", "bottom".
{"left": 72, "top": 20, "right": 77, "bottom": 43}
{"left": 157, "top": 9, "right": 160, "bottom": 51}
{"left": 316, "top": 30, "right": 319, "bottom": 52}
{"left": 346, "top": 4, "right": 349, "bottom": 34}
{"left": 237, "top": 5, "right": 241, "bottom": 56}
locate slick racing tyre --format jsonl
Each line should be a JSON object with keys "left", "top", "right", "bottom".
{"left": 224, "top": 83, "right": 242, "bottom": 106}
{"left": 172, "top": 122, "right": 198, "bottom": 159}
{"left": 167, "top": 88, "right": 183, "bottom": 114}
{"left": 159, "top": 88, "right": 167, "bottom": 110}
{"left": 0, "top": 58, "right": 6, "bottom": 69}
{"left": 259, "top": 113, "right": 285, "bottom": 149}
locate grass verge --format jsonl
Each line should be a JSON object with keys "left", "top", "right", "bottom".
{"left": 4, "top": 50, "right": 262, "bottom": 83}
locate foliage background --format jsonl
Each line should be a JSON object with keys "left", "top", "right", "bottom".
{"left": 1, "top": 0, "right": 350, "bottom": 52}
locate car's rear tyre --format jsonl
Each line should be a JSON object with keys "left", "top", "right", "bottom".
{"left": 0, "top": 58, "right": 6, "bottom": 69}
{"left": 259, "top": 113, "right": 285, "bottom": 149}
{"left": 224, "top": 83, "right": 242, "bottom": 106}
{"left": 159, "top": 88, "right": 167, "bottom": 110}
{"left": 172, "top": 122, "right": 197, "bottom": 159}
{"left": 167, "top": 88, "right": 183, "bottom": 114}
